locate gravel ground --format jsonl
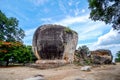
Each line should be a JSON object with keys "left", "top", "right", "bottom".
{"left": 0, "top": 63, "right": 120, "bottom": 80}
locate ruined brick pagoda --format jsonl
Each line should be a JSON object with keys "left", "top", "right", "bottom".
{"left": 32, "top": 24, "right": 78, "bottom": 68}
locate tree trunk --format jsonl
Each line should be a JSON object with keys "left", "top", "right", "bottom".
{"left": 6, "top": 60, "right": 9, "bottom": 66}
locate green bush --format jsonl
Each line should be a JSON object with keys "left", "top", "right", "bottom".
{"left": 74, "top": 45, "right": 92, "bottom": 66}
{"left": 0, "top": 41, "right": 36, "bottom": 66}
{"left": 64, "top": 27, "right": 73, "bottom": 33}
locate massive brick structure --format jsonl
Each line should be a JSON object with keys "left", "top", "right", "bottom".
{"left": 91, "top": 49, "right": 113, "bottom": 64}
{"left": 32, "top": 24, "right": 78, "bottom": 63}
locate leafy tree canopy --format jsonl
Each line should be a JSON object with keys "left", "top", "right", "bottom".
{"left": 76, "top": 45, "right": 90, "bottom": 60}
{"left": 0, "top": 10, "right": 25, "bottom": 42}
{"left": 88, "top": 0, "right": 120, "bottom": 30}
{"left": 0, "top": 41, "right": 36, "bottom": 66}
{"left": 74, "top": 45, "right": 91, "bottom": 65}
{"left": 78, "top": 45, "right": 90, "bottom": 54}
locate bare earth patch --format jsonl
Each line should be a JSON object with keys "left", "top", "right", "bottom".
{"left": 0, "top": 63, "right": 120, "bottom": 80}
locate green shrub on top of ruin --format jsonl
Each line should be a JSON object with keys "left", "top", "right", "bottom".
{"left": 64, "top": 27, "right": 73, "bottom": 34}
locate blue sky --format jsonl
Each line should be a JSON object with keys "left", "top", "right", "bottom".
{"left": 0, "top": 0, "right": 120, "bottom": 59}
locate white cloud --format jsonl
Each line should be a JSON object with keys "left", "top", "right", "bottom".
{"left": 96, "top": 29, "right": 120, "bottom": 46}
{"left": 76, "top": 21, "right": 108, "bottom": 50}
{"left": 54, "top": 14, "right": 89, "bottom": 26}
{"left": 86, "top": 29, "right": 120, "bottom": 60}
{"left": 76, "top": 23, "right": 104, "bottom": 41}
{"left": 78, "top": 31, "right": 102, "bottom": 40}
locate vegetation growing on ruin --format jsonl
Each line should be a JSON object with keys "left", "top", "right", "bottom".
{"left": 64, "top": 27, "right": 73, "bottom": 34}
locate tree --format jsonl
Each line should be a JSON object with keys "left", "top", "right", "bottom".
{"left": 0, "top": 41, "right": 23, "bottom": 66}
{"left": 74, "top": 45, "right": 91, "bottom": 65}
{"left": 88, "top": 0, "right": 120, "bottom": 30}
{"left": 77, "top": 45, "right": 90, "bottom": 59}
{"left": 0, "top": 10, "right": 25, "bottom": 42}
{"left": 0, "top": 41, "right": 36, "bottom": 66}
{"left": 26, "top": 45, "right": 37, "bottom": 62}
{"left": 115, "top": 51, "right": 120, "bottom": 62}
{"left": 16, "top": 45, "right": 37, "bottom": 64}
{"left": 0, "top": 10, "right": 27, "bottom": 66}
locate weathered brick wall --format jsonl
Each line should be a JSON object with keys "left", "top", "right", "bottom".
{"left": 32, "top": 24, "right": 78, "bottom": 62}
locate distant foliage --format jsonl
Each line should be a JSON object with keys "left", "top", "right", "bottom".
{"left": 115, "top": 51, "right": 120, "bottom": 62}
{"left": 0, "top": 41, "right": 36, "bottom": 66}
{"left": 0, "top": 41, "right": 22, "bottom": 66}
{"left": 74, "top": 45, "right": 91, "bottom": 65}
{"left": 78, "top": 45, "right": 90, "bottom": 56}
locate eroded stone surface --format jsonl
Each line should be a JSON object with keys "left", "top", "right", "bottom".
{"left": 91, "top": 49, "right": 113, "bottom": 64}
{"left": 32, "top": 24, "right": 78, "bottom": 62}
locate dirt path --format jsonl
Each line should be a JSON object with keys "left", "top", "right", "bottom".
{"left": 0, "top": 63, "right": 120, "bottom": 80}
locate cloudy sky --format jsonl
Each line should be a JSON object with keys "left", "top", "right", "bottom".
{"left": 0, "top": 0, "right": 120, "bottom": 59}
